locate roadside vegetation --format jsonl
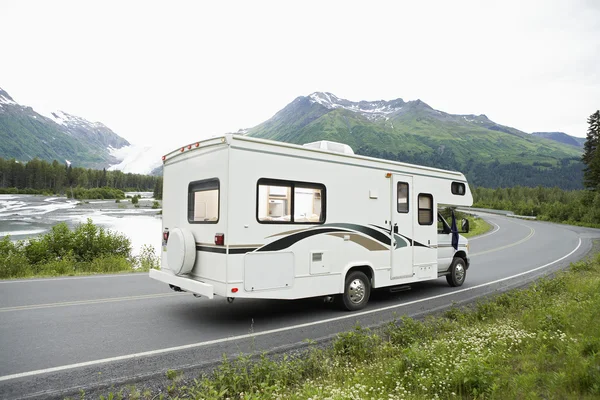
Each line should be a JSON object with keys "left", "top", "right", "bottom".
{"left": 473, "top": 186, "right": 600, "bottom": 228}
{"left": 90, "top": 250, "right": 600, "bottom": 400}
{"left": 462, "top": 215, "right": 491, "bottom": 238}
{"left": 89, "top": 250, "right": 600, "bottom": 400}
{"left": 439, "top": 209, "right": 492, "bottom": 239}
{"left": 0, "top": 219, "right": 159, "bottom": 279}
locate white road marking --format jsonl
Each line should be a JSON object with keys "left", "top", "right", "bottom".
{"left": 0, "top": 237, "right": 582, "bottom": 382}
{"left": 469, "top": 220, "right": 500, "bottom": 241}
{"left": 0, "top": 293, "right": 183, "bottom": 313}
{"left": 0, "top": 273, "right": 149, "bottom": 284}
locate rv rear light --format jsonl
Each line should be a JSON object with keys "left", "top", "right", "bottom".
{"left": 180, "top": 147, "right": 185, "bottom": 152}
{"left": 187, "top": 145, "right": 192, "bottom": 149}
{"left": 195, "top": 142, "right": 200, "bottom": 147}
{"left": 231, "top": 287, "right": 238, "bottom": 293}
{"left": 215, "top": 233, "right": 225, "bottom": 246}
{"left": 163, "top": 228, "right": 170, "bottom": 243}
{"left": 162, "top": 155, "right": 166, "bottom": 161}
{"left": 385, "top": 172, "right": 392, "bottom": 178}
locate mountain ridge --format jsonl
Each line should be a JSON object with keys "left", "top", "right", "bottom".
{"left": 0, "top": 87, "right": 130, "bottom": 169}
{"left": 247, "top": 92, "right": 584, "bottom": 189}
{"left": 531, "top": 131, "right": 585, "bottom": 148}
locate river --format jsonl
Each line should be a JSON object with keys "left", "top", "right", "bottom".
{"left": 0, "top": 193, "right": 162, "bottom": 257}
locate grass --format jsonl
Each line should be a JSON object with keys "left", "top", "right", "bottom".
{"left": 463, "top": 216, "right": 492, "bottom": 238}
{"left": 90, "top": 249, "right": 600, "bottom": 400}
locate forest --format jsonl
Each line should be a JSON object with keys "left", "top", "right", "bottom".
{"left": 355, "top": 146, "right": 584, "bottom": 190}
{"left": 0, "top": 157, "right": 159, "bottom": 194}
{"left": 471, "top": 110, "right": 600, "bottom": 227}
{"left": 472, "top": 186, "right": 600, "bottom": 227}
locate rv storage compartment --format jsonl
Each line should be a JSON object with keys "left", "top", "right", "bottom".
{"left": 244, "top": 252, "right": 294, "bottom": 291}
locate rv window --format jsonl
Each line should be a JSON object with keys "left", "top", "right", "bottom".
{"left": 257, "top": 179, "right": 325, "bottom": 224}
{"left": 418, "top": 194, "right": 433, "bottom": 225}
{"left": 188, "top": 179, "right": 219, "bottom": 223}
{"left": 451, "top": 182, "right": 466, "bottom": 196}
{"left": 397, "top": 182, "right": 409, "bottom": 213}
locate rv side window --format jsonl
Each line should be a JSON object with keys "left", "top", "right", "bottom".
{"left": 257, "top": 179, "right": 325, "bottom": 224}
{"left": 451, "top": 182, "right": 466, "bottom": 196}
{"left": 418, "top": 194, "right": 433, "bottom": 225}
{"left": 188, "top": 179, "right": 219, "bottom": 223}
{"left": 397, "top": 182, "right": 409, "bottom": 213}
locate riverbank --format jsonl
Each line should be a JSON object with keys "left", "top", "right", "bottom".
{"left": 0, "top": 193, "right": 162, "bottom": 259}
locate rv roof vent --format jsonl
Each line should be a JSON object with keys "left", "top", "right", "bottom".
{"left": 302, "top": 140, "right": 354, "bottom": 155}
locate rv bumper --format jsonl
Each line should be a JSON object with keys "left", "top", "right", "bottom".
{"left": 149, "top": 269, "right": 214, "bottom": 299}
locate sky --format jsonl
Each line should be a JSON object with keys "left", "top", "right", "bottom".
{"left": 1, "top": 0, "right": 599, "bottom": 148}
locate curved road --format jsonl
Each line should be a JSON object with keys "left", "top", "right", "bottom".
{"left": 1, "top": 214, "right": 599, "bottom": 399}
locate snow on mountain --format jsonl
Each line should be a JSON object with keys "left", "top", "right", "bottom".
{"left": 1, "top": 86, "right": 132, "bottom": 168}
{"left": 108, "top": 144, "right": 164, "bottom": 175}
{"left": 308, "top": 92, "right": 405, "bottom": 120}
{"left": 0, "top": 88, "right": 17, "bottom": 107}
{"left": 43, "top": 110, "right": 107, "bottom": 131}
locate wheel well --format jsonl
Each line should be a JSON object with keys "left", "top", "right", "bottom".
{"left": 454, "top": 251, "right": 468, "bottom": 269}
{"left": 347, "top": 265, "right": 374, "bottom": 285}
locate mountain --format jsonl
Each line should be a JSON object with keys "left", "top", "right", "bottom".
{"left": 531, "top": 131, "right": 585, "bottom": 148}
{"left": 247, "top": 92, "right": 584, "bottom": 189}
{"left": 0, "top": 87, "right": 130, "bottom": 169}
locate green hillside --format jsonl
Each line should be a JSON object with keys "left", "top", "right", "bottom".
{"left": 0, "top": 112, "right": 106, "bottom": 167}
{"left": 248, "top": 93, "right": 583, "bottom": 189}
{"left": 0, "top": 87, "right": 129, "bottom": 169}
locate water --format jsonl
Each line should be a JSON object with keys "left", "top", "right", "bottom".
{"left": 0, "top": 193, "right": 162, "bottom": 257}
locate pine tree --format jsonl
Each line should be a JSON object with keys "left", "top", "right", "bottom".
{"left": 153, "top": 178, "right": 163, "bottom": 200}
{"left": 582, "top": 110, "right": 600, "bottom": 190}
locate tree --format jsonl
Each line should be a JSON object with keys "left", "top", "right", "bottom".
{"left": 582, "top": 110, "right": 600, "bottom": 190}
{"left": 153, "top": 178, "right": 163, "bottom": 200}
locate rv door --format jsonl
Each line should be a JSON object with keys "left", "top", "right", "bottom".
{"left": 391, "top": 175, "right": 414, "bottom": 279}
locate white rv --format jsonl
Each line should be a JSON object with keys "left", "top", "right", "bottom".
{"left": 149, "top": 135, "right": 473, "bottom": 311}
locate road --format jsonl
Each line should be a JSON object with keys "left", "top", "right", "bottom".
{"left": 1, "top": 214, "right": 599, "bottom": 399}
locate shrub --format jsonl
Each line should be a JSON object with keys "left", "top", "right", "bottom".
{"left": 67, "top": 187, "right": 125, "bottom": 200}
{"left": 70, "top": 219, "right": 131, "bottom": 262}
{"left": 151, "top": 201, "right": 160, "bottom": 209}
{"left": 135, "top": 245, "right": 160, "bottom": 271}
{"left": 86, "top": 255, "right": 131, "bottom": 273}
{"left": 0, "top": 236, "right": 30, "bottom": 279}
{"left": 37, "top": 253, "right": 77, "bottom": 276}
{"left": 333, "top": 325, "right": 381, "bottom": 361}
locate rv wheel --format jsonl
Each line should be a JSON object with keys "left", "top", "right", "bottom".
{"left": 446, "top": 257, "right": 466, "bottom": 287}
{"left": 339, "top": 271, "right": 371, "bottom": 311}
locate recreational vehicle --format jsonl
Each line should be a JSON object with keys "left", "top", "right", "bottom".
{"left": 149, "top": 135, "right": 473, "bottom": 311}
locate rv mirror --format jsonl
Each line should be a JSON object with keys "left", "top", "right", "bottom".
{"left": 461, "top": 218, "right": 470, "bottom": 233}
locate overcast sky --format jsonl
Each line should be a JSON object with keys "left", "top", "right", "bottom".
{"left": 1, "top": 0, "right": 599, "bottom": 147}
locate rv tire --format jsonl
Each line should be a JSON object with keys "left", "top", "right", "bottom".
{"left": 446, "top": 257, "right": 466, "bottom": 287}
{"left": 339, "top": 271, "right": 371, "bottom": 311}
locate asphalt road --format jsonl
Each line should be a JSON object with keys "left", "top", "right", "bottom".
{"left": 1, "top": 214, "right": 599, "bottom": 399}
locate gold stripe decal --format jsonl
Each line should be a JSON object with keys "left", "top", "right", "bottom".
{"left": 326, "top": 233, "right": 388, "bottom": 251}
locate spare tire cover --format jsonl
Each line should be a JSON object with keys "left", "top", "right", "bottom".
{"left": 166, "top": 227, "right": 196, "bottom": 275}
